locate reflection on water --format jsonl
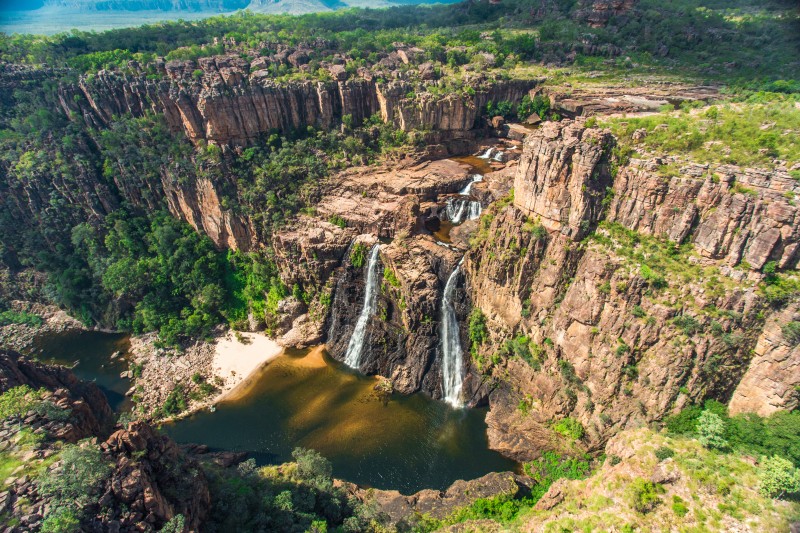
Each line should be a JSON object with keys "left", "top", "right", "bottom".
{"left": 452, "top": 155, "right": 495, "bottom": 175}
{"left": 27, "top": 331, "right": 132, "bottom": 412}
{"left": 164, "top": 346, "right": 517, "bottom": 493}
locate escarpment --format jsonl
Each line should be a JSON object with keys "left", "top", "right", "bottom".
{"left": 57, "top": 57, "right": 537, "bottom": 147}
{"left": 465, "top": 119, "right": 800, "bottom": 452}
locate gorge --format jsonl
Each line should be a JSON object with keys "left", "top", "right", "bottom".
{"left": 1, "top": 1, "right": 800, "bottom": 531}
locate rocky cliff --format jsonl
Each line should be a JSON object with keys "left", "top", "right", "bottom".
{"left": 0, "top": 350, "right": 210, "bottom": 532}
{"left": 58, "top": 58, "right": 536, "bottom": 147}
{"left": 466, "top": 119, "right": 799, "bottom": 451}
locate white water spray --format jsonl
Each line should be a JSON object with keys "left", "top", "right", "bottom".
{"left": 344, "top": 244, "right": 381, "bottom": 369}
{"left": 458, "top": 174, "right": 483, "bottom": 195}
{"left": 440, "top": 258, "right": 465, "bottom": 407}
{"left": 446, "top": 198, "right": 482, "bottom": 223}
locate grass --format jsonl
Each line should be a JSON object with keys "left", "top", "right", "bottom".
{"left": 602, "top": 98, "right": 800, "bottom": 170}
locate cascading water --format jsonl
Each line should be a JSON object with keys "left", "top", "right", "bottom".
{"left": 344, "top": 244, "right": 382, "bottom": 369}
{"left": 458, "top": 174, "right": 483, "bottom": 195}
{"left": 446, "top": 198, "right": 482, "bottom": 223}
{"left": 445, "top": 198, "right": 467, "bottom": 224}
{"left": 467, "top": 201, "right": 482, "bottom": 220}
{"left": 440, "top": 258, "right": 465, "bottom": 407}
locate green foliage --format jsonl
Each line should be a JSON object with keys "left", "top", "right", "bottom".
{"left": 672, "top": 314, "right": 703, "bottom": 335}
{"left": 349, "top": 242, "right": 368, "bottom": 269}
{"left": 328, "top": 215, "right": 346, "bottom": 228}
{"left": 202, "top": 447, "right": 367, "bottom": 532}
{"left": 655, "top": 446, "right": 675, "bottom": 461}
{"left": 485, "top": 100, "right": 514, "bottom": 119}
{"left": 667, "top": 404, "right": 800, "bottom": 468}
{"left": 626, "top": 478, "right": 661, "bottom": 513}
{"left": 0, "top": 310, "right": 43, "bottom": 327}
{"left": 552, "top": 417, "right": 585, "bottom": 441}
{"left": 292, "top": 447, "right": 333, "bottom": 490}
{"left": 40, "top": 506, "right": 80, "bottom": 533}
{"left": 781, "top": 321, "right": 800, "bottom": 345}
{"left": 605, "top": 100, "right": 800, "bottom": 169}
{"left": 468, "top": 308, "right": 489, "bottom": 345}
{"left": 500, "top": 335, "right": 542, "bottom": 370}
{"left": 159, "top": 514, "right": 186, "bottom": 533}
{"left": 517, "top": 94, "right": 551, "bottom": 121}
{"left": 697, "top": 410, "right": 728, "bottom": 450}
{"left": 37, "top": 444, "right": 112, "bottom": 524}
{"left": 383, "top": 266, "right": 400, "bottom": 288}
{"left": 156, "top": 384, "right": 188, "bottom": 419}
{"left": 0, "top": 385, "right": 43, "bottom": 420}
{"left": 671, "top": 495, "right": 689, "bottom": 517}
{"left": 758, "top": 455, "right": 800, "bottom": 499}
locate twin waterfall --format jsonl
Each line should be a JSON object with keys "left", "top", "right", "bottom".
{"left": 344, "top": 244, "right": 382, "bottom": 369}
{"left": 440, "top": 258, "right": 465, "bottom": 408}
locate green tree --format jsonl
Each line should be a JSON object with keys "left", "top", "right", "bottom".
{"left": 758, "top": 455, "right": 800, "bottom": 498}
{"left": 697, "top": 410, "right": 728, "bottom": 450}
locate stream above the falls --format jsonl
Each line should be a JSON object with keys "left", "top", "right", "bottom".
{"left": 163, "top": 346, "right": 517, "bottom": 493}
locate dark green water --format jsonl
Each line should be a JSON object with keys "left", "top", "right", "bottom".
{"left": 27, "top": 331, "right": 132, "bottom": 412}
{"left": 163, "top": 346, "right": 517, "bottom": 494}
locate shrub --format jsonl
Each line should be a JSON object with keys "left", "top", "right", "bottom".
{"left": 672, "top": 314, "right": 702, "bottom": 335}
{"left": 697, "top": 410, "right": 728, "bottom": 450}
{"left": 383, "top": 267, "right": 400, "bottom": 288}
{"left": 0, "top": 310, "right": 43, "bottom": 327}
{"left": 655, "top": 446, "right": 675, "bottom": 461}
{"left": 37, "top": 444, "right": 112, "bottom": 515}
{"left": 468, "top": 308, "right": 489, "bottom": 345}
{"left": 292, "top": 447, "right": 333, "bottom": 489}
{"left": 671, "top": 495, "right": 689, "bottom": 517}
{"left": 328, "top": 215, "right": 346, "bottom": 228}
{"left": 626, "top": 478, "right": 660, "bottom": 513}
{"left": 781, "top": 321, "right": 800, "bottom": 346}
{"left": 758, "top": 455, "right": 800, "bottom": 498}
{"left": 159, "top": 384, "right": 187, "bottom": 418}
{"left": 349, "top": 242, "right": 368, "bottom": 268}
{"left": 552, "top": 417, "right": 585, "bottom": 440}
{"left": 40, "top": 506, "right": 80, "bottom": 533}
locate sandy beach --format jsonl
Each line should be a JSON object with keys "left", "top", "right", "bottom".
{"left": 212, "top": 331, "right": 284, "bottom": 401}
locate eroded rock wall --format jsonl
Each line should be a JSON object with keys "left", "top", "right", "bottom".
{"left": 58, "top": 58, "right": 537, "bottom": 146}
{"left": 467, "top": 119, "right": 799, "bottom": 450}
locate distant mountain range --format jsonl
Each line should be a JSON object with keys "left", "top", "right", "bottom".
{"left": 0, "top": 0, "right": 418, "bottom": 11}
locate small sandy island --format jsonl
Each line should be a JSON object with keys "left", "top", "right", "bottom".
{"left": 212, "top": 331, "right": 284, "bottom": 401}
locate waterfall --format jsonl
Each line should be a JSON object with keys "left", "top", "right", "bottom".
{"left": 458, "top": 174, "right": 483, "bottom": 195}
{"left": 344, "top": 244, "right": 382, "bottom": 369}
{"left": 478, "top": 147, "right": 495, "bottom": 159}
{"left": 445, "top": 198, "right": 482, "bottom": 224}
{"left": 440, "top": 258, "right": 465, "bottom": 407}
{"left": 445, "top": 198, "right": 467, "bottom": 224}
{"left": 467, "top": 201, "right": 482, "bottom": 220}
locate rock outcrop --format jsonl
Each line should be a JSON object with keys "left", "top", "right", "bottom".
{"left": 467, "top": 119, "right": 799, "bottom": 452}
{"left": 58, "top": 60, "right": 536, "bottom": 146}
{"left": 0, "top": 351, "right": 210, "bottom": 532}
{"left": 0, "top": 349, "right": 115, "bottom": 440}
{"left": 729, "top": 302, "right": 800, "bottom": 416}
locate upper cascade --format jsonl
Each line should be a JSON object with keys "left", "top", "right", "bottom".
{"left": 440, "top": 257, "right": 465, "bottom": 408}
{"left": 344, "top": 244, "right": 382, "bottom": 369}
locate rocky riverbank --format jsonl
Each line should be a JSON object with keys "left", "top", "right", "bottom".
{"left": 126, "top": 329, "right": 284, "bottom": 421}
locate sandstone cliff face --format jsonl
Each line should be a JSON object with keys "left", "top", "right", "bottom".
{"left": 608, "top": 160, "right": 800, "bottom": 271}
{"left": 513, "top": 120, "right": 614, "bottom": 239}
{"left": 58, "top": 58, "right": 537, "bottom": 147}
{"left": 729, "top": 302, "right": 800, "bottom": 416}
{"left": 467, "top": 120, "right": 798, "bottom": 450}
